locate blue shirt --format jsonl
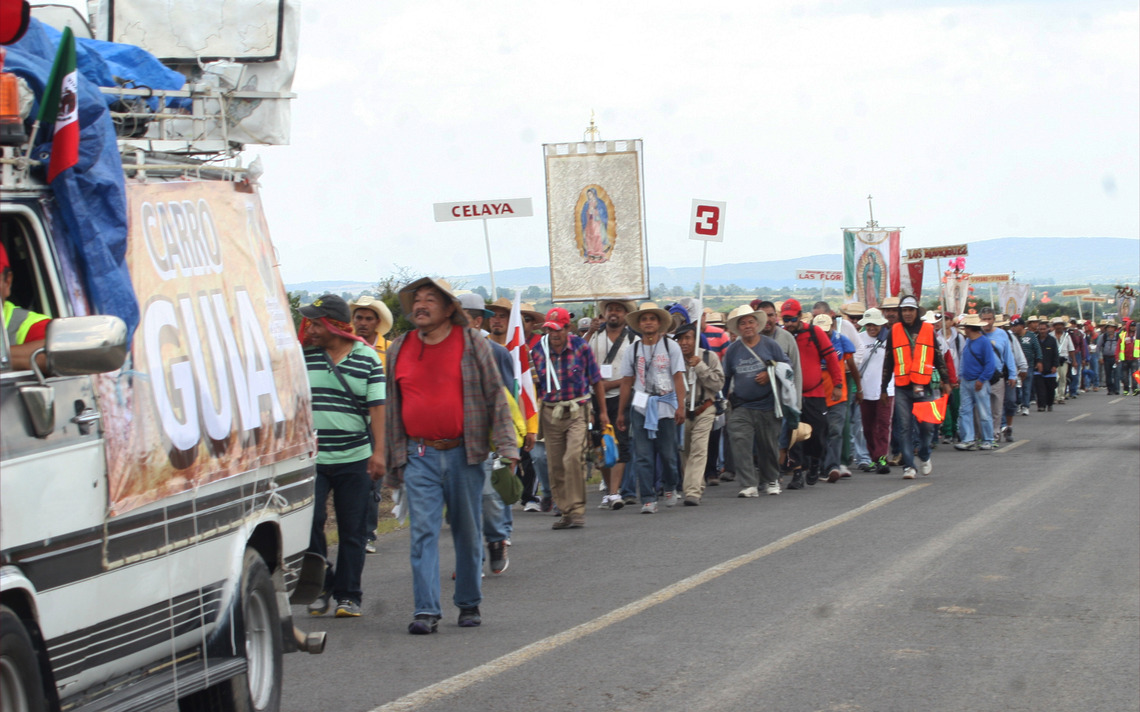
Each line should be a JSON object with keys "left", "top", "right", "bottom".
{"left": 722, "top": 336, "right": 789, "bottom": 410}
{"left": 960, "top": 335, "right": 997, "bottom": 382}
{"left": 983, "top": 328, "right": 1017, "bottom": 379}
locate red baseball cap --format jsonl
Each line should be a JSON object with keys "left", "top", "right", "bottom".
{"left": 780, "top": 298, "right": 802, "bottom": 317}
{"left": 543, "top": 307, "right": 571, "bottom": 331}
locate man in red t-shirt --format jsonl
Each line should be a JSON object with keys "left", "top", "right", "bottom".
{"left": 385, "top": 277, "right": 519, "bottom": 635}
{"left": 780, "top": 299, "right": 843, "bottom": 489}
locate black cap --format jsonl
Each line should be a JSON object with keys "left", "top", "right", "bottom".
{"left": 299, "top": 294, "right": 352, "bottom": 322}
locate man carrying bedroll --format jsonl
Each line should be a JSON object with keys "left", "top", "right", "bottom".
{"left": 300, "top": 294, "right": 386, "bottom": 619}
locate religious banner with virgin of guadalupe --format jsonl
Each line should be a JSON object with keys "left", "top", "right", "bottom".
{"left": 999, "top": 282, "right": 1031, "bottom": 317}
{"left": 543, "top": 140, "right": 649, "bottom": 302}
{"left": 843, "top": 228, "right": 901, "bottom": 309}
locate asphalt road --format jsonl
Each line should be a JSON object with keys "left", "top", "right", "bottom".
{"left": 277, "top": 393, "right": 1139, "bottom": 712}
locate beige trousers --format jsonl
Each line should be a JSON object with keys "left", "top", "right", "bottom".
{"left": 541, "top": 401, "right": 588, "bottom": 516}
{"left": 682, "top": 408, "right": 717, "bottom": 499}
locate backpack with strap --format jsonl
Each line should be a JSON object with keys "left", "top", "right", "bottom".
{"left": 804, "top": 326, "right": 846, "bottom": 405}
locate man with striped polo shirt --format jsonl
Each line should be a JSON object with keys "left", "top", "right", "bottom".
{"left": 300, "top": 294, "right": 387, "bottom": 619}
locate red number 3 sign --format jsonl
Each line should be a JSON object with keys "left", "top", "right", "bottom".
{"left": 689, "top": 199, "right": 726, "bottom": 242}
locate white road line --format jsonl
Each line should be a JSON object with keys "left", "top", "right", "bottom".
{"left": 1109, "top": 397, "right": 1124, "bottom": 404}
{"left": 1067, "top": 413, "right": 1091, "bottom": 423}
{"left": 997, "top": 440, "right": 1029, "bottom": 454}
{"left": 370, "top": 485, "right": 930, "bottom": 712}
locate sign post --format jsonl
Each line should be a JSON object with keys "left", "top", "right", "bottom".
{"left": 1060, "top": 288, "right": 1093, "bottom": 321}
{"left": 689, "top": 199, "right": 726, "bottom": 409}
{"left": 1083, "top": 295, "right": 1107, "bottom": 323}
{"left": 796, "top": 269, "right": 844, "bottom": 302}
{"left": 433, "top": 198, "right": 534, "bottom": 298}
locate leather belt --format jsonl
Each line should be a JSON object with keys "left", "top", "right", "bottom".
{"left": 410, "top": 437, "right": 463, "bottom": 451}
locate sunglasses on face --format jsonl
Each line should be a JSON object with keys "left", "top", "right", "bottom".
{"left": 781, "top": 315, "right": 798, "bottom": 322}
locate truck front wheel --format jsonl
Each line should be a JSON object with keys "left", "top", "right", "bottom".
{"left": 179, "top": 549, "right": 283, "bottom": 712}
{"left": 0, "top": 605, "right": 48, "bottom": 712}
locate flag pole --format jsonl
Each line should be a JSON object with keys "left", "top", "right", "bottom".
{"left": 482, "top": 218, "right": 496, "bottom": 299}
{"left": 693, "top": 239, "right": 708, "bottom": 411}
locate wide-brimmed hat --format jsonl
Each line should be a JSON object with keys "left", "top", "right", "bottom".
{"left": 706, "top": 311, "right": 727, "bottom": 326}
{"left": 349, "top": 295, "right": 394, "bottom": 336}
{"left": 840, "top": 301, "right": 866, "bottom": 317}
{"left": 858, "top": 308, "right": 888, "bottom": 326}
{"left": 726, "top": 305, "right": 768, "bottom": 335}
{"left": 626, "top": 302, "right": 673, "bottom": 332}
{"left": 960, "top": 314, "right": 984, "bottom": 328}
{"left": 597, "top": 298, "right": 636, "bottom": 315}
{"left": 398, "top": 277, "right": 468, "bottom": 326}
{"left": 519, "top": 302, "right": 546, "bottom": 324}
{"left": 300, "top": 293, "right": 352, "bottom": 323}
{"left": 486, "top": 297, "right": 513, "bottom": 315}
{"left": 789, "top": 422, "right": 813, "bottom": 448}
{"left": 1050, "top": 316, "right": 1066, "bottom": 325}
{"left": 994, "top": 314, "right": 1010, "bottom": 327}
{"left": 880, "top": 296, "right": 901, "bottom": 310}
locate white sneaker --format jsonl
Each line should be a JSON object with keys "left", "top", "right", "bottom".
{"left": 663, "top": 491, "right": 677, "bottom": 507}
{"left": 598, "top": 481, "right": 606, "bottom": 492}
{"left": 919, "top": 458, "right": 932, "bottom": 476}
{"left": 838, "top": 464, "right": 852, "bottom": 478}
{"left": 640, "top": 501, "right": 658, "bottom": 514}
{"left": 523, "top": 501, "right": 541, "bottom": 512}
{"left": 598, "top": 494, "right": 614, "bottom": 509}
{"left": 737, "top": 487, "right": 760, "bottom": 498}
{"left": 766, "top": 482, "right": 781, "bottom": 496}
{"left": 902, "top": 467, "right": 917, "bottom": 479}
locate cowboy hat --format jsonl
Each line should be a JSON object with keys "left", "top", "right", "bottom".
{"left": 626, "top": 302, "right": 673, "bottom": 332}
{"left": 960, "top": 313, "right": 984, "bottom": 328}
{"left": 706, "top": 311, "right": 727, "bottom": 326}
{"left": 486, "top": 297, "right": 514, "bottom": 315}
{"left": 398, "top": 277, "right": 468, "bottom": 326}
{"left": 519, "top": 302, "right": 546, "bottom": 324}
{"left": 880, "top": 296, "right": 901, "bottom": 310}
{"left": 597, "top": 298, "right": 636, "bottom": 315}
{"left": 858, "top": 308, "right": 888, "bottom": 326}
{"left": 725, "top": 305, "right": 768, "bottom": 335}
{"left": 840, "top": 301, "right": 866, "bottom": 317}
{"left": 349, "top": 295, "right": 394, "bottom": 336}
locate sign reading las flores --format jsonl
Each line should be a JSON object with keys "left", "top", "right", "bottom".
{"left": 434, "top": 198, "right": 533, "bottom": 222}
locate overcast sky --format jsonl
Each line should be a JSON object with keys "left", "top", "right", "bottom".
{"left": 250, "top": 0, "right": 1139, "bottom": 286}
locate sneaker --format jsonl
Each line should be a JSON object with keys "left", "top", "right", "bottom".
{"left": 707, "top": 476, "right": 720, "bottom": 486}
{"left": 857, "top": 462, "right": 874, "bottom": 472}
{"left": 902, "top": 467, "right": 917, "bottom": 480}
{"left": 335, "top": 599, "right": 361, "bottom": 618}
{"left": 954, "top": 441, "right": 977, "bottom": 451}
{"left": 610, "top": 496, "right": 624, "bottom": 511}
{"left": 875, "top": 458, "right": 891, "bottom": 475}
{"left": 766, "top": 482, "right": 781, "bottom": 495}
{"left": 1020, "top": 406, "right": 1029, "bottom": 416}
{"left": 683, "top": 495, "right": 700, "bottom": 506}
{"left": 598, "top": 494, "right": 614, "bottom": 509}
{"left": 663, "top": 491, "right": 678, "bottom": 507}
{"left": 919, "top": 458, "right": 932, "bottom": 476}
{"left": 1002, "top": 425, "right": 1013, "bottom": 442}
{"left": 599, "top": 480, "right": 606, "bottom": 492}
{"left": 540, "top": 497, "right": 553, "bottom": 513}
{"left": 623, "top": 495, "right": 638, "bottom": 506}
{"left": 1046, "top": 405, "right": 1053, "bottom": 412}
{"left": 551, "top": 505, "right": 562, "bottom": 517}
{"left": 365, "top": 539, "right": 377, "bottom": 554}
{"left": 887, "top": 453, "right": 903, "bottom": 466}
{"left": 407, "top": 614, "right": 440, "bottom": 635}
{"left": 523, "top": 500, "right": 541, "bottom": 512}
{"left": 640, "top": 501, "right": 658, "bottom": 513}
{"left": 719, "top": 471, "right": 736, "bottom": 482}
{"left": 737, "top": 486, "right": 760, "bottom": 498}
{"left": 551, "top": 515, "right": 575, "bottom": 530}
{"left": 826, "top": 469, "right": 841, "bottom": 484}
{"left": 786, "top": 471, "right": 805, "bottom": 490}
{"left": 488, "top": 540, "right": 508, "bottom": 575}
{"left": 979, "top": 441, "right": 995, "bottom": 450}
{"left": 805, "top": 469, "right": 820, "bottom": 486}
{"left": 458, "top": 606, "right": 482, "bottom": 628}
{"left": 308, "top": 591, "right": 331, "bottom": 616}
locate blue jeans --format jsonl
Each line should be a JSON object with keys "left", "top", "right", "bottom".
{"left": 481, "top": 457, "right": 509, "bottom": 544}
{"left": 531, "top": 441, "right": 550, "bottom": 499}
{"left": 1103, "top": 359, "right": 1118, "bottom": 394}
{"left": 310, "top": 459, "right": 371, "bottom": 605}
{"left": 404, "top": 443, "right": 484, "bottom": 616}
{"left": 958, "top": 380, "right": 993, "bottom": 443}
{"left": 630, "top": 408, "right": 679, "bottom": 503}
{"left": 1019, "top": 373, "right": 1034, "bottom": 409}
{"left": 893, "top": 386, "right": 933, "bottom": 469}
{"left": 1068, "top": 358, "right": 1082, "bottom": 396}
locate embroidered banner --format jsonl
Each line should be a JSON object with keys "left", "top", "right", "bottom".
{"left": 843, "top": 228, "right": 901, "bottom": 308}
{"left": 998, "top": 282, "right": 1031, "bottom": 317}
{"left": 544, "top": 140, "right": 648, "bottom": 302}
{"left": 945, "top": 272, "right": 972, "bottom": 316}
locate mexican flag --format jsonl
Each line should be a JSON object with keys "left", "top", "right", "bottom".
{"left": 36, "top": 25, "right": 78, "bottom": 182}
{"left": 506, "top": 292, "right": 538, "bottom": 434}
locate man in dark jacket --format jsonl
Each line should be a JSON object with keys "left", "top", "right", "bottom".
{"left": 1034, "top": 320, "right": 1060, "bottom": 411}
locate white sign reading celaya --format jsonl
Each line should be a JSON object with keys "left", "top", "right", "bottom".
{"left": 689, "top": 199, "right": 726, "bottom": 242}
{"left": 433, "top": 198, "right": 533, "bottom": 222}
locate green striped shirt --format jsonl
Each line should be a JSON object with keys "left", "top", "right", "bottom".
{"left": 305, "top": 342, "right": 385, "bottom": 464}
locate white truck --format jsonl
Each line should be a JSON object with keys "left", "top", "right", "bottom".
{"left": 1, "top": 3, "right": 323, "bottom": 711}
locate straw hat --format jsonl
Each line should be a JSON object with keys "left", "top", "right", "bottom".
{"left": 706, "top": 311, "right": 727, "bottom": 326}
{"left": 597, "top": 298, "right": 636, "bottom": 315}
{"left": 519, "top": 302, "right": 545, "bottom": 323}
{"left": 840, "top": 301, "right": 866, "bottom": 317}
{"left": 486, "top": 297, "right": 513, "bottom": 315}
{"left": 789, "top": 422, "right": 813, "bottom": 448}
{"left": 960, "top": 314, "right": 984, "bottom": 328}
{"left": 398, "top": 277, "right": 468, "bottom": 325}
{"left": 858, "top": 308, "right": 888, "bottom": 327}
{"left": 881, "top": 296, "right": 901, "bottom": 310}
{"left": 625, "top": 302, "right": 673, "bottom": 332}
{"left": 725, "top": 305, "right": 768, "bottom": 335}
{"left": 349, "top": 295, "right": 394, "bottom": 336}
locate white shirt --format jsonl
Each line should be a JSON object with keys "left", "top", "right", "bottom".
{"left": 855, "top": 331, "right": 894, "bottom": 399}
{"left": 618, "top": 337, "right": 685, "bottom": 416}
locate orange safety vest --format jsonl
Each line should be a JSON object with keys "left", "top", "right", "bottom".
{"left": 892, "top": 321, "right": 936, "bottom": 386}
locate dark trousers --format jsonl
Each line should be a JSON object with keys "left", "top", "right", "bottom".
{"left": 518, "top": 450, "right": 539, "bottom": 504}
{"left": 704, "top": 428, "right": 722, "bottom": 481}
{"left": 310, "top": 459, "right": 371, "bottom": 604}
{"left": 859, "top": 396, "right": 894, "bottom": 460}
{"left": 791, "top": 397, "right": 828, "bottom": 474}
{"left": 1036, "top": 375, "right": 1056, "bottom": 408}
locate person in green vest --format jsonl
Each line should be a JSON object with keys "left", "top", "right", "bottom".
{"left": 1, "top": 242, "right": 51, "bottom": 371}
{"left": 1120, "top": 321, "right": 1139, "bottom": 396}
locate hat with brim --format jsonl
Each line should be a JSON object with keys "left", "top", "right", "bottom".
{"left": 789, "top": 422, "right": 813, "bottom": 448}
{"left": 960, "top": 314, "right": 984, "bottom": 328}
{"left": 349, "top": 295, "right": 394, "bottom": 336}
{"left": 707, "top": 312, "right": 726, "bottom": 326}
{"left": 519, "top": 302, "right": 545, "bottom": 324}
{"left": 725, "top": 305, "right": 768, "bottom": 335}
{"left": 486, "top": 297, "right": 513, "bottom": 315}
{"left": 812, "top": 314, "right": 834, "bottom": 331}
{"left": 457, "top": 292, "right": 493, "bottom": 319}
{"left": 858, "top": 308, "right": 888, "bottom": 326}
{"left": 840, "top": 301, "right": 866, "bottom": 317}
{"left": 994, "top": 314, "right": 1009, "bottom": 327}
{"left": 300, "top": 293, "right": 352, "bottom": 323}
{"left": 398, "top": 277, "right": 469, "bottom": 326}
{"left": 626, "top": 302, "right": 673, "bottom": 332}
{"left": 1050, "top": 317, "right": 1066, "bottom": 325}
{"left": 597, "top": 299, "right": 636, "bottom": 316}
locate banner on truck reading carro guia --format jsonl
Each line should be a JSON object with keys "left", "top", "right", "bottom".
{"left": 97, "top": 181, "right": 315, "bottom": 516}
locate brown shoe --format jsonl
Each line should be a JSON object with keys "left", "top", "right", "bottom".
{"left": 569, "top": 514, "right": 585, "bottom": 528}
{"left": 826, "top": 469, "right": 841, "bottom": 483}
{"left": 551, "top": 515, "right": 574, "bottom": 530}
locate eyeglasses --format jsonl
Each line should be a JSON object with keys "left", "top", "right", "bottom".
{"left": 781, "top": 315, "right": 798, "bottom": 322}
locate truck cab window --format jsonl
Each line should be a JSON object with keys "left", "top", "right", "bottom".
{"left": 1, "top": 214, "right": 58, "bottom": 373}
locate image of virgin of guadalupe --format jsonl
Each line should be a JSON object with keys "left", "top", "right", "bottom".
{"left": 577, "top": 186, "right": 615, "bottom": 263}
{"left": 858, "top": 249, "right": 886, "bottom": 308}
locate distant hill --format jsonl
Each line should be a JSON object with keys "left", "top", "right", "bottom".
{"left": 286, "top": 237, "right": 1138, "bottom": 297}
{"left": 447, "top": 237, "right": 1139, "bottom": 292}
